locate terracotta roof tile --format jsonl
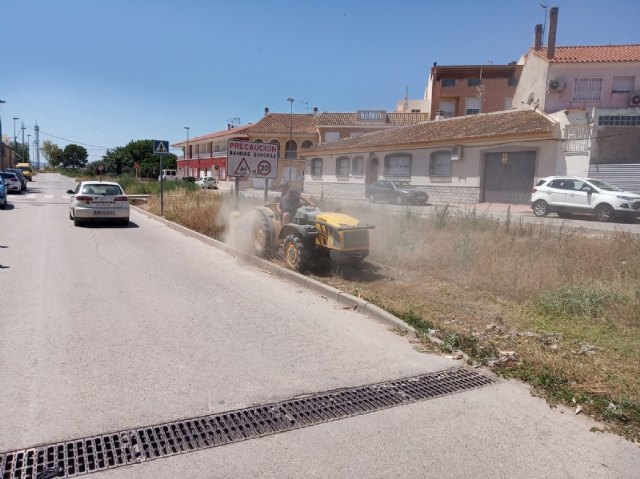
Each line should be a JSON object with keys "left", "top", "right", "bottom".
{"left": 247, "top": 114, "right": 318, "bottom": 134}
{"left": 304, "top": 110, "right": 556, "bottom": 153}
{"left": 533, "top": 44, "right": 640, "bottom": 63}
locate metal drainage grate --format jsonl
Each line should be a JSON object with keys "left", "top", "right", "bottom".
{"left": 1, "top": 367, "right": 494, "bottom": 478}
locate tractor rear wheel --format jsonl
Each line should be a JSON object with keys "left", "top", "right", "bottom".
{"left": 283, "top": 234, "right": 309, "bottom": 272}
{"left": 252, "top": 216, "right": 272, "bottom": 257}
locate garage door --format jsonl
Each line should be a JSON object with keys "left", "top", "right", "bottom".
{"left": 483, "top": 151, "right": 536, "bottom": 204}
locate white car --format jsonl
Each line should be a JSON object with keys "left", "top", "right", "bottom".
{"left": 67, "top": 181, "right": 130, "bottom": 226}
{"left": 531, "top": 176, "right": 640, "bottom": 222}
{"left": 195, "top": 176, "right": 218, "bottom": 189}
{"left": 0, "top": 171, "right": 22, "bottom": 193}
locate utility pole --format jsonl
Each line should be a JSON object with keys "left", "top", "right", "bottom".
{"left": 27, "top": 134, "right": 31, "bottom": 162}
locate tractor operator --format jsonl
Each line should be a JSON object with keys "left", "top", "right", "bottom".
{"left": 277, "top": 180, "right": 315, "bottom": 224}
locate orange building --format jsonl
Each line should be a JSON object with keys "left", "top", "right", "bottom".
{"left": 426, "top": 64, "right": 522, "bottom": 120}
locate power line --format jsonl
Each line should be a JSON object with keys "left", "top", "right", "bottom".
{"left": 25, "top": 126, "right": 111, "bottom": 150}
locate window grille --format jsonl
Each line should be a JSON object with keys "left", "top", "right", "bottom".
{"left": 573, "top": 77, "right": 603, "bottom": 101}
{"left": 384, "top": 153, "right": 411, "bottom": 177}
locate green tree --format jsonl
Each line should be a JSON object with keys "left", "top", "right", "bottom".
{"left": 62, "top": 144, "right": 88, "bottom": 168}
{"left": 41, "top": 140, "right": 64, "bottom": 169}
{"left": 102, "top": 139, "right": 176, "bottom": 178}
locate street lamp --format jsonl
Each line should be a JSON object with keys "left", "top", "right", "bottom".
{"left": 286, "top": 97, "right": 294, "bottom": 181}
{"left": 184, "top": 126, "right": 190, "bottom": 178}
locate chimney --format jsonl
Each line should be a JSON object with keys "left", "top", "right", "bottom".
{"left": 534, "top": 24, "right": 543, "bottom": 51}
{"left": 547, "top": 7, "right": 559, "bottom": 59}
{"left": 313, "top": 107, "right": 318, "bottom": 115}
{"left": 227, "top": 123, "right": 231, "bottom": 130}
{"left": 264, "top": 107, "right": 269, "bottom": 116}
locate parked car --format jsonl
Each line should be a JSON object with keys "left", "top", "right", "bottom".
{"left": 0, "top": 182, "right": 7, "bottom": 209}
{"left": 0, "top": 171, "right": 23, "bottom": 193}
{"left": 195, "top": 176, "right": 218, "bottom": 189}
{"left": 531, "top": 176, "right": 640, "bottom": 222}
{"left": 365, "top": 180, "right": 429, "bottom": 205}
{"left": 67, "top": 181, "right": 130, "bottom": 226}
{"left": 159, "top": 169, "right": 178, "bottom": 181}
{"left": 3, "top": 168, "right": 27, "bottom": 191}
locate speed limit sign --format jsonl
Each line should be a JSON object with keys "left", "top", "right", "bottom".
{"left": 257, "top": 160, "right": 271, "bottom": 176}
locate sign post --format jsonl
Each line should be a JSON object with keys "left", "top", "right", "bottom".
{"left": 227, "top": 140, "right": 278, "bottom": 211}
{"left": 152, "top": 140, "right": 169, "bottom": 216}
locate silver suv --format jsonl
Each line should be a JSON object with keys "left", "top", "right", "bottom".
{"left": 531, "top": 176, "right": 640, "bottom": 222}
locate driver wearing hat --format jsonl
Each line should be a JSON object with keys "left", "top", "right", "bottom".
{"left": 276, "top": 180, "right": 315, "bottom": 224}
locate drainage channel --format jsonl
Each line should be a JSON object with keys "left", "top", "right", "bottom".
{"left": 1, "top": 367, "right": 494, "bottom": 479}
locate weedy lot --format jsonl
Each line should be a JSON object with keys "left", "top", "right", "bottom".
{"left": 135, "top": 185, "right": 640, "bottom": 441}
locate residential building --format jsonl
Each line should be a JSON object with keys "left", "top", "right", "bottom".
{"left": 245, "top": 109, "right": 319, "bottom": 190}
{"left": 172, "top": 124, "right": 251, "bottom": 180}
{"left": 513, "top": 6, "right": 640, "bottom": 187}
{"left": 425, "top": 63, "right": 522, "bottom": 120}
{"left": 301, "top": 109, "right": 559, "bottom": 205}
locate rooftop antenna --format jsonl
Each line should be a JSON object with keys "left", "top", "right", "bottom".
{"left": 298, "top": 100, "right": 310, "bottom": 113}
{"left": 539, "top": 3, "right": 548, "bottom": 47}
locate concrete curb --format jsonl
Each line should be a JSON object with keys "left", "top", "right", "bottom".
{"left": 132, "top": 205, "right": 417, "bottom": 338}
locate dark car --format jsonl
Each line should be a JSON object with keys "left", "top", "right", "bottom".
{"left": 3, "top": 168, "right": 27, "bottom": 191}
{"left": 365, "top": 180, "right": 429, "bottom": 205}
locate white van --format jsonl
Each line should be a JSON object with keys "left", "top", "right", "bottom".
{"left": 159, "top": 169, "right": 177, "bottom": 181}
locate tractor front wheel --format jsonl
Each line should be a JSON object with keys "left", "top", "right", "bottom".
{"left": 283, "top": 234, "right": 309, "bottom": 272}
{"left": 252, "top": 216, "right": 272, "bottom": 257}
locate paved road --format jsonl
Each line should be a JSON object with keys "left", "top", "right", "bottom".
{"left": 1, "top": 174, "right": 638, "bottom": 478}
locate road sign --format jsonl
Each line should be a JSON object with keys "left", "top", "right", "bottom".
{"left": 152, "top": 140, "right": 169, "bottom": 156}
{"left": 227, "top": 140, "right": 278, "bottom": 179}
{"left": 134, "top": 162, "right": 140, "bottom": 169}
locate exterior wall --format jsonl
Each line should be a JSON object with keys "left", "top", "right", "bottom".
{"left": 394, "top": 98, "right": 430, "bottom": 113}
{"left": 303, "top": 138, "right": 558, "bottom": 204}
{"left": 591, "top": 107, "right": 640, "bottom": 164}
{"left": 513, "top": 53, "right": 550, "bottom": 110}
{"left": 428, "top": 66, "right": 522, "bottom": 120}
{"left": 545, "top": 63, "right": 639, "bottom": 112}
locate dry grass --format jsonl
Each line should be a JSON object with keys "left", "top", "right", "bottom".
{"left": 134, "top": 188, "right": 640, "bottom": 440}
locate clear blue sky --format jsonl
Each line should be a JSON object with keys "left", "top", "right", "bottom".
{"left": 2, "top": 0, "right": 639, "bottom": 163}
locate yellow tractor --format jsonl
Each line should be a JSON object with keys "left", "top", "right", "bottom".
{"left": 251, "top": 203, "right": 374, "bottom": 272}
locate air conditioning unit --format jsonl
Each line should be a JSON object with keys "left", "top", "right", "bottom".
{"left": 548, "top": 79, "right": 565, "bottom": 91}
{"left": 451, "top": 145, "right": 462, "bottom": 161}
{"left": 629, "top": 92, "right": 640, "bottom": 106}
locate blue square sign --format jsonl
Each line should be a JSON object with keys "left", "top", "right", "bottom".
{"left": 153, "top": 140, "right": 169, "bottom": 156}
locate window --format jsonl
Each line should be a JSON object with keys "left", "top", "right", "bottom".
{"left": 573, "top": 77, "right": 603, "bottom": 101}
{"left": 598, "top": 115, "right": 640, "bottom": 126}
{"left": 325, "top": 132, "right": 340, "bottom": 143}
{"left": 508, "top": 76, "right": 518, "bottom": 86}
{"left": 254, "top": 139, "right": 264, "bottom": 143}
{"left": 429, "top": 151, "right": 452, "bottom": 177}
{"left": 441, "top": 78, "right": 456, "bottom": 87}
{"left": 352, "top": 156, "right": 364, "bottom": 176}
{"left": 336, "top": 157, "right": 350, "bottom": 177}
{"left": 311, "top": 158, "right": 323, "bottom": 176}
{"left": 301, "top": 140, "right": 313, "bottom": 149}
{"left": 285, "top": 140, "right": 297, "bottom": 159}
{"left": 439, "top": 100, "right": 456, "bottom": 118}
{"left": 612, "top": 76, "right": 635, "bottom": 93}
{"left": 468, "top": 78, "right": 482, "bottom": 87}
{"left": 465, "top": 97, "right": 481, "bottom": 115}
{"left": 383, "top": 153, "right": 411, "bottom": 177}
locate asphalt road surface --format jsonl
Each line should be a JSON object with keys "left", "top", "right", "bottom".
{"left": 1, "top": 173, "right": 638, "bottom": 478}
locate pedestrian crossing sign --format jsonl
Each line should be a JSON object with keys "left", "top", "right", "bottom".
{"left": 153, "top": 140, "right": 169, "bottom": 156}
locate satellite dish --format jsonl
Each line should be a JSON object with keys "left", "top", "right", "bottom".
{"left": 527, "top": 92, "right": 535, "bottom": 105}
